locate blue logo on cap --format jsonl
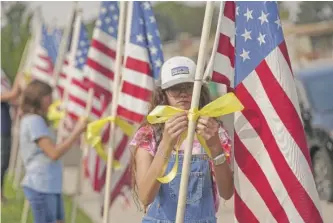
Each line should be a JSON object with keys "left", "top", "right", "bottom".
{"left": 171, "top": 66, "right": 190, "bottom": 76}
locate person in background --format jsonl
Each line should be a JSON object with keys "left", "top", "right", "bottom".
{"left": 0, "top": 70, "right": 22, "bottom": 203}
{"left": 130, "top": 57, "right": 234, "bottom": 223}
{"left": 19, "top": 80, "right": 88, "bottom": 223}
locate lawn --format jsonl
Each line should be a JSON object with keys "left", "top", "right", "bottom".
{"left": 1, "top": 177, "right": 92, "bottom": 223}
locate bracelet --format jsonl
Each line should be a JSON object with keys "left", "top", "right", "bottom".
{"left": 212, "top": 152, "right": 226, "bottom": 166}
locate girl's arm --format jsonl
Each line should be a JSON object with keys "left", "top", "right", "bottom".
{"left": 196, "top": 117, "right": 234, "bottom": 200}
{"left": 0, "top": 78, "right": 21, "bottom": 102}
{"left": 210, "top": 142, "right": 234, "bottom": 200}
{"left": 135, "top": 138, "right": 173, "bottom": 207}
{"left": 36, "top": 118, "right": 88, "bottom": 161}
{"left": 135, "top": 113, "right": 188, "bottom": 207}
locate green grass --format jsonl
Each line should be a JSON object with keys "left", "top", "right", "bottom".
{"left": 1, "top": 177, "right": 92, "bottom": 223}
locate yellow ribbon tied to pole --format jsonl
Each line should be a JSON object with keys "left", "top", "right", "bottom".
{"left": 86, "top": 116, "right": 135, "bottom": 170}
{"left": 147, "top": 92, "right": 244, "bottom": 183}
{"left": 47, "top": 100, "right": 65, "bottom": 129}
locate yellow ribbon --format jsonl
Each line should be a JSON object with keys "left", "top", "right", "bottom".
{"left": 23, "top": 71, "right": 32, "bottom": 84}
{"left": 147, "top": 92, "right": 244, "bottom": 183}
{"left": 86, "top": 116, "right": 135, "bottom": 170}
{"left": 47, "top": 100, "right": 65, "bottom": 129}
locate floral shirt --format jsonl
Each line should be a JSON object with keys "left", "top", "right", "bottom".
{"left": 129, "top": 124, "right": 231, "bottom": 212}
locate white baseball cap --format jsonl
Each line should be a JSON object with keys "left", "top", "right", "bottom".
{"left": 160, "top": 56, "right": 196, "bottom": 89}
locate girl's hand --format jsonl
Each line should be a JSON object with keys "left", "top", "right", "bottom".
{"left": 162, "top": 112, "right": 188, "bottom": 146}
{"left": 196, "top": 116, "right": 220, "bottom": 148}
{"left": 73, "top": 117, "right": 89, "bottom": 134}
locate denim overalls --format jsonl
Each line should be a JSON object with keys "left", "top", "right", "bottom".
{"left": 142, "top": 152, "right": 216, "bottom": 223}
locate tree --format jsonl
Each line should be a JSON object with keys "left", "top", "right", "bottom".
{"left": 296, "top": 2, "right": 333, "bottom": 24}
{"left": 1, "top": 2, "right": 32, "bottom": 82}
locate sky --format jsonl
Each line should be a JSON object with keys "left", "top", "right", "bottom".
{"left": 28, "top": 1, "right": 207, "bottom": 27}
{"left": 28, "top": 1, "right": 302, "bottom": 27}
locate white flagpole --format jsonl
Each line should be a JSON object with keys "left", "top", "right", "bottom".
{"left": 55, "top": 5, "right": 80, "bottom": 144}
{"left": 102, "top": 2, "right": 128, "bottom": 223}
{"left": 70, "top": 88, "right": 94, "bottom": 223}
{"left": 175, "top": 2, "right": 215, "bottom": 223}
{"left": 51, "top": 3, "right": 77, "bottom": 100}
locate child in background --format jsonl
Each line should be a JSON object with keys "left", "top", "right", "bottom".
{"left": 130, "top": 57, "right": 234, "bottom": 223}
{"left": 19, "top": 80, "right": 88, "bottom": 223}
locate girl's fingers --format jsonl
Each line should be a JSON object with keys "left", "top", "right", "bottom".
{"left": 168, "top": 120, "right": 188, "bottom": 135}
{"left": 172, "top": 126, "right": 187, "bottom": 139}
{"left": 168, "top": 112, "right": 187, "bottom": 124}
{"left": 196, "top": 123, "right": 207, "bottom": 131}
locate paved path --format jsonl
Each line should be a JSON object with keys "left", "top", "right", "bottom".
{"left": 63, "top": 167, "right": 333, "bottom": 223}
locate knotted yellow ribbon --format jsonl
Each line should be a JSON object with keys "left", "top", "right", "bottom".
{"left": 86, "top": 116, "right": 135, "bottom": 170}
{"left": 147, "top": 92, "right": 244, "bottom": 183}
{"left": 23, "top": 71, "right": 32, "bottom": 84}
{"left": 47, "top": 100, "right": 65, "bottom": 129}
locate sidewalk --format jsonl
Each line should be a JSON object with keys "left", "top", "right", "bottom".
{"left": 63, "top": 166, "right": 333, "bottom": 223}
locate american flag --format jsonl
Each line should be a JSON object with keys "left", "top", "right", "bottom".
{"left": 117, "top": 1, "right": 164, "bottom": 123}
{"left": 211, "top": 2, "right": 323, "bottom": 222}
{"left": 31, "top": 25, "right": 62, "bottom": 85}
{"left": 84, "top": 2, "right": 122, "bottom": 192}
{"left": 65, "top": 23, "right": 104, "bottom": 124}
{"left": 102, "top": 1, "right": 164, "bottom": 208}
{"left": 84, "top": 1, "right": 119, "bottom": 108}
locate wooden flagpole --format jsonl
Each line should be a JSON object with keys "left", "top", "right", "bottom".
{"left": 102, "top": 2, "right": 127, "bottom": 223}
{"left": 55, "top": 5, "right": 78, "bottom": 144}
{"left": 70, "top": 88, "right": 94, "bottom": 223}
{"left": 175, "top": 2, "right": 215, "bottom": 223}
{"left": 51, "top": 3, "right": 77, "bottom": 101}
{"left": 8, "top": 37, "right": 33, "bottom": 182}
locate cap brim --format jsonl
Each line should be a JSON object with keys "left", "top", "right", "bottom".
{"left": 161, "top": 78, "right": 194, "bottom": 90}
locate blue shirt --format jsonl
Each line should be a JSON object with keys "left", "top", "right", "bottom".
{"left": 19, "top": 114, "right": 63, "bottom": 194}
{"left": 1, "top": 102, "right": 12, "bottom": 135}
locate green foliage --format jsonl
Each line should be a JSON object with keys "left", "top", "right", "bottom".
{"left": 153, "top": 2, "right": 219, "bottom": 39}
{"left": 1, "top": 2, "right": 32, "bottom": 82}
{"left": 296, "top": 2, "right": 333, "bottom": 24}
{"left": 1, "top": 177, "right": 92, "bottom": 223}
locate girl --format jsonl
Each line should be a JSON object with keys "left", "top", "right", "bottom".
{"left": 19, "top": 80, "right": 88, "bottom": 223}
{"left": 131, "top": 56, "right": 234, "bottom": 223}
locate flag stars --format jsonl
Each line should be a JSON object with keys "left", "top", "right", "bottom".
{"left": 109, "top": 4, "right": 116, "bottom": 11}
{"left": 150, "top": 46, "right": 158, "bottom": 55}
{"left": 80, "top": 41, "right": 86, "bottom": 47}
{"left": 143, "top": 2, "right": 151, "bottom": 10}
{"left": 241, "top": 28, "right": 252, "bottom": 42}
{"left": 96, "top": 20, "right": 102, "bottom": 27}
{"left": 258, "top": 11, "right": 269, "bottom": 25}
{"left": 136, "top": 34, "right": 144, "bottom": 42}
{"left": 257, "top": 32, "right": 266, "bottom": 46}
{"left": 155, "top": 59, "right": 162, "bottom": 67}
{"left": 101, "top": 7, "right": 107, "bottom": 14}
{"left": 108, "top": 27, "right": 115, "bottom": 34}
{"left": 147, "top": 33, "right": 153, "bottom": 42}
{"left": 240, "top": 49, "right": 250, "bottom": 62}
{"left": 149, "top": 16, "right": 156, "bottom": 23}
{"left": 139, "top": 18, "right": 144, "bottom": 25}
{"left": 113, "top": 15, "right": 118, "bottom": 21}
{"left": 275, "top": 17, "right": 281, "bottom": 29}
{"left": 105, "top": 17, "right": 111, "bottom": 24}
{"left": 155, "top": 30, "right": 160, "bottom": 37}
{"left": 76, "top": 50, "right": 82, "bottom": 57}
{"left": 244, "top": 8, "right": 253, "bottom": 21}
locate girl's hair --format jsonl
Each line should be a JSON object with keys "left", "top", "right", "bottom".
{"left": 20, "top": 80, "right": 52, "bottom": 119}
{"left": 130, "top": 84, "right": 212, "bottom": 210}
